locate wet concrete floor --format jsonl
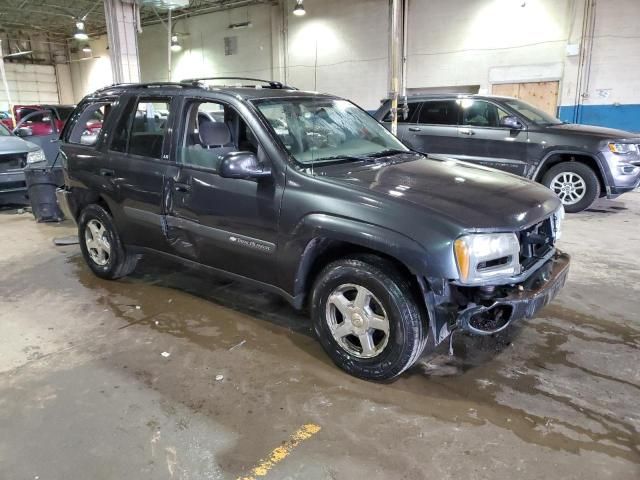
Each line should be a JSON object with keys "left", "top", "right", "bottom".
{"left": 0, "top": 194, "right": 639, "bottom": 479}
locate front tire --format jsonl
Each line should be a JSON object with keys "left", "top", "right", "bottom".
{"left": 311, "top": 255, "right": 428, "bottom": 381}
{"left": 78, "top": 204, "right": 138, "bottom": 280}
{"left": 542, "top": 162, "right": 600, "bottom": 213}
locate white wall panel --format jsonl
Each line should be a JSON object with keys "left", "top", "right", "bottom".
{"left": 0, "top": 63, "right": 60, "bottom": 110}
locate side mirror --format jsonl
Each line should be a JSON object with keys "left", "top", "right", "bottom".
{"left": 219, "top": 151, "right": 271, "bottom": 179}
{"left": 500, "top": 116, "right": 524, "bottom": 130}
{"left": 14, "top": 126, "right": 33, "bottom": 137}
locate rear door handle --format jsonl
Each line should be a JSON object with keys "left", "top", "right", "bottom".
{"left": 174, "top": 183, "right": 192, "bottom": 193}
{"left": 459, "top": 128, "right": 475, "bottom": 136}
{"left": 408, "top": 127, "right": 422, "bottom": 132}
{"left": 99, "top": 168, "right": 115, "bottom": 177}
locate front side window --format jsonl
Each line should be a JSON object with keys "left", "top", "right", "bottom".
{"left": 179, "top": 100, "right": 259, "bottom": 171}
{"left": 503, "top": 98, "right": 562, "bottom": 125}
{"left": 0, "top": 123, "right": 10, "bottom": 136}
{"left": 418, "top": 100, "right": 459, "bottom": 125}
{"left": 111, "top": 98, "right": 170, "bottom": 159}
{"left": 254, "top": 98, "right": 408, "bottom": 165}
{"left": 459, "top": 99, "right": 510, "bottom": 128}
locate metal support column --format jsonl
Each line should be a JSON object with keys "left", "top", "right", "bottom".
{"left": 388, "top": 0, "right": 408, "bottom": 136}
{"left": 104, "top": 0, "right": 141, "bottom": 84}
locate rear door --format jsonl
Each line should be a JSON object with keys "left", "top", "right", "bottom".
{"left": 456, "top": 99, "right": 529, "bottom": 175}
{"left": 106, "top": 95, "right": 178, "bottom": 251}
{"left": 401, "top": 99, "right": 462, "bottom": 156}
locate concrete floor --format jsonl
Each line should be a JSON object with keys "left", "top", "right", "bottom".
{"left": 1, "top": 194, "right": 639, "bottom": 480}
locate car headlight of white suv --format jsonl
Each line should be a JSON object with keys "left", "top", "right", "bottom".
{"left": 26, "top": 148, "right": 46, "bottom": 164}
{"left": 454, "top": 233, "right": 521, "bottom": 284}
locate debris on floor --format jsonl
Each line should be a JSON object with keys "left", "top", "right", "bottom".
{"left": 229, "top": 340, "right": 246, "bottom": 351}
{"left": 161, "top": 352, "right": 171, "bottom": 358}
{"left": 53, "top": 236, "right": 80, "bottom": 246}
{"left": 215, "top": 374, "right": 224, "bottom": 381}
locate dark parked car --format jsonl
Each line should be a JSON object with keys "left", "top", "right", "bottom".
{"left": 375, "top": 95, "right": 640, "bottom": 212}
{"left": 0, "top": 122, "right": 46, "bottom": 205}
{"left": 57, "top": 80, "right": 569, "bottom": 381}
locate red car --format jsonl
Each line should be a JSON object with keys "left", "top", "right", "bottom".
{"left": 13, "top": 104, "right": 76, "bottom": 136}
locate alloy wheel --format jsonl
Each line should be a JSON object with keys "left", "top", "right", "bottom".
{"left": 325, "top": 283, "right": 390, "bottom": 358}
{"left": 550, "top": 172, "right": 587, "bottom": 205}
{"left": 84, "top": 219, "right": 111, "bottom": 266}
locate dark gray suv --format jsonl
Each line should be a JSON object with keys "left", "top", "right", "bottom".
{"left": 375, "top": 95, "right": 640, "bottom": 212}
{"left": 57, "top": 79, "right": 569, "bottom": 381}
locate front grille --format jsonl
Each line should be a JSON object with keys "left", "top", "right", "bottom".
{"left": 0, "top": 153, "right": 27, "bottom": 172}
{"left": 518, "top": 217, "right": 554, "bottom": 271}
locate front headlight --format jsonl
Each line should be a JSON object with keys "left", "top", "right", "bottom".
{"left": 608, "top": 143, "right": 638, "bottom": 155}
{"left": 454, "top": 233, "right": 520, "bottom": 284}
{"left": 26, "top": 149, "right": 46, "bottom": 164}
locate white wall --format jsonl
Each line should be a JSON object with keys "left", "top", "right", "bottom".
{"left": 138, "top": 0, "right": 389, "bottom": 110}
{"left": 286, "top": 0, "right": 389, "bottom": 109}
{"left": 407, "top": 0, "right": 571, "bottom": 97}
{"left": 0, "top": 63, "right": 59, "bottom": 111}
{"left": 139, "top": 3, "right": 274, "bottom": 83}
{"left": 69, "top": 35, "right": 114, "bottom": 102}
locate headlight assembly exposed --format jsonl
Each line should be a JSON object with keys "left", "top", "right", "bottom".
{"left": 608, "top": 143, "right": 638, "bottom": 155}
{"left": 26, "top": 149, "right": 46, "bottom": 164}
{"left": 454, "top": 233, "right": 520, "bottom": 284}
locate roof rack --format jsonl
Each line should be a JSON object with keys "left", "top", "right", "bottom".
{"left": 180, "top": 76, "right": 296, "bottom": 90}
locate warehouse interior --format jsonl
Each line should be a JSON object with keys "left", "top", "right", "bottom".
{"left": 0, "top": 1, "right": 639, "bottom": 479}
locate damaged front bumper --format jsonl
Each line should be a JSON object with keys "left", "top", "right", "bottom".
{"left": 421, "top": 251, "right": 570, "bottom": 347}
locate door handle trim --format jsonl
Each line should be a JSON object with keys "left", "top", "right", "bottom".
{"left": 99, "top": 168, "right": 115, "bottom": 177}
{"left": 174, "top": 183, "right": 192, "bottom": 193}
{"left": 408, "top": 127, "right": 422, "bottom": 132}
{"left": 459, "top": 129, "right": 475, "bottom": 136}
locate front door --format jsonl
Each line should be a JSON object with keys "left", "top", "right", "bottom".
{"left": 455, "top": 99, "right": 529, "bottom": 176}
{"left": 167, "top": 98, "right": 281, "bottom": 284}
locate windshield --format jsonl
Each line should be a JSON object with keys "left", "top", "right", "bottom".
{"left": 503, "top": 98, "right": 563, "bottom": 125}
{"left": 253, "top": 98, "right": 408, "bottom": 165}
{"left": 0, "top": 123, "right": 10, "bottom": 136}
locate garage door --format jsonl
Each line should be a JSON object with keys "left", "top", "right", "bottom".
{"left": 492, "top": 81, "right": 559, "bottom": 117}
{"left": 0, "top": 63, "right": 59, "bottom": 110}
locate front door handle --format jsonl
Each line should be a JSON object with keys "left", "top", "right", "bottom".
{"left": 99, "top": 168, "right": 115, "bottom": 177}
{"left": 459, "top": 128, "right": 475, "bottom": 136}
{"left": 174, "top": 183, "right": 192, "bottom": 193}
{"left": 408, "top": 127, "right": 422, "bottom": 132}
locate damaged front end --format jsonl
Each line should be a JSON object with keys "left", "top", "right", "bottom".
{"left": 418, "top": 208, "right": 570, "bottom": 351}
{"left": 419, "top": 251, "right": 569, "bottom": 351}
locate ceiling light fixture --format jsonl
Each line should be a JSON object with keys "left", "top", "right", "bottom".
{"left": 74, "top": 21, "right": 89, "bottom": 40}
{"left": 170, "top": 35, "right": 182, "bottom": 52}
{"left": 82, "top": 44, "right": 92, "bottom": 53}
{"left": 293, "top": 0, "right": 306, "bottom": 16}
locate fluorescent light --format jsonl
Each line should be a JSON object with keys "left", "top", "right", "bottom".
{"left": 82, "top": 44, "right": 92, "bottom": 53}
{"left": 293, "top": 0, "right": 306, "bottom": 16}
{"left": 3, "top": 50, "right": 33, "bottom": 58}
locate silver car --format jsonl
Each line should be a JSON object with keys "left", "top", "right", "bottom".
{"left": 0, "top": 123, "right": 46, "bottom": 205}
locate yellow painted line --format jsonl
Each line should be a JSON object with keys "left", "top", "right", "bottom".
{"left": 237, "top": 423, "right": 322, "bottom": 480}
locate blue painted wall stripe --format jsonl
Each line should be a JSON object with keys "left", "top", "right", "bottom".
{"left": 558, "top": 104, "right": 640, "bottom": 133}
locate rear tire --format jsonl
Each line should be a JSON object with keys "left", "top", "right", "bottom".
{"left": 542, "top": 162, "right": 600, "bottom": 213}
{"left": 78, "top": 204, "right": 138, "bottom": 280}
{"left": 311, "top": 254, "right": 428, "bottom": 381}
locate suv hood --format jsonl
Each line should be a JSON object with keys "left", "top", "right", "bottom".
{"left": 544, "top": 123, "right": 640, "bottom": 140}
{"left": 0, "top": 135, "right": 40, "bottom": 154}
{"left": 318, "top": 153, "right": 561, "bottom": 231}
